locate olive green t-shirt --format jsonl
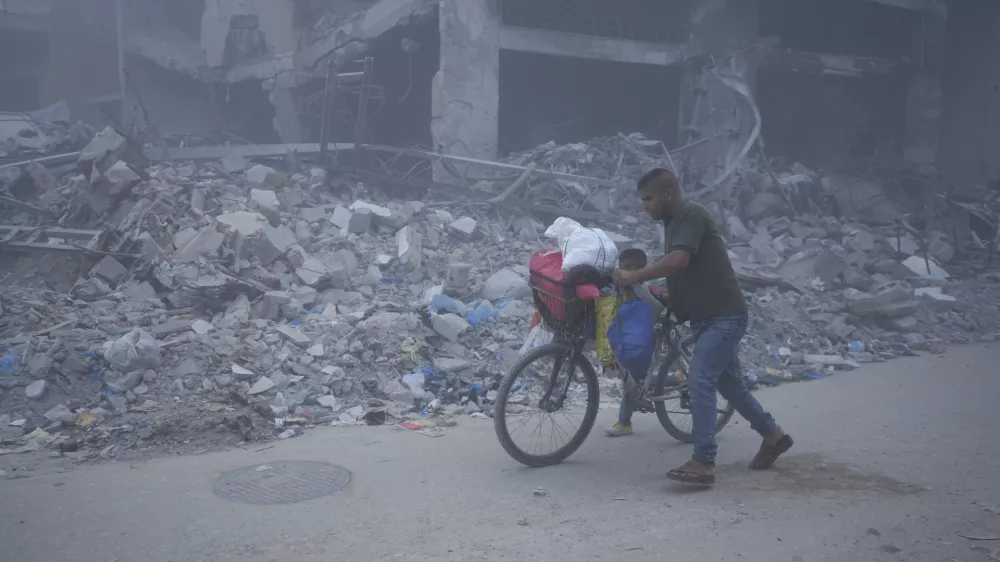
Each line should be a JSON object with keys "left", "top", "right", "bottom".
{"left": 662, "top": 202, "right": 747, "bottom": 322}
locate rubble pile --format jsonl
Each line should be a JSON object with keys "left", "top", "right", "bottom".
{"left": 0, "top": 128, "right": 552, "bottom": 459}
{"left": 1, "top": 129, "right": 1000, "bottom": 460}
{"left": 0, "top": 101, "right": 93, "bottom": 162}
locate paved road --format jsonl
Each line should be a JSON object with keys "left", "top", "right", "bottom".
{"left": 2, "top": 345, "right": 1000, "bottom": 562}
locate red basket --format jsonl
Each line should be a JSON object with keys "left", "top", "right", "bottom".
{"left": 528, "top": 249, "right": 595, "bottom": 337}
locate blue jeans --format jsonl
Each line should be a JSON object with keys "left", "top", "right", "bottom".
{"left": 688, "top": 314, "right": 776, "bottom": 465}
{"left": 618, "top": 394, "right": 633, "bottom": 425}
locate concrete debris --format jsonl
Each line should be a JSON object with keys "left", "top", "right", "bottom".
{"left": 3, "top": 128, "right": 1000, "bottom": 461}
{"left": 450, "top": 217, "right": 477, "bottom": 238}
{"left": 432, "top": 313, "right": 471, "bottom": 342}
{"left": 24, "top": 380, "right": 47, "bottom": 400}
{"left": 246, "top": 165, "right": 286, "bottom": 189}
{"left": 482, "top": 268, "right": 530, "bottom": 301}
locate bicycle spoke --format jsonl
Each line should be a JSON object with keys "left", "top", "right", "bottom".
{"left": 497, "top": 346, "right": 595, "bottom": 463}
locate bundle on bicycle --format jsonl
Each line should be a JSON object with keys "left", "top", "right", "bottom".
{"left": 492, "top": 247, "right": 736, "bottom": 468}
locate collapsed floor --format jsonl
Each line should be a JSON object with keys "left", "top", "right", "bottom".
{"left": 2, "top": 121, "right": 1000, "bottom": 463}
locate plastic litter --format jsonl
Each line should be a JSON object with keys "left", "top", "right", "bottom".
{"left": 1, "top": 348, "right": 20, "bottom": 374}
{"left": 848, "top": 341, "right": 865, "bottom": 353}
{"left": 270, "top": 392, "right": 288, "bottom": 415}
{"left": 519, "top": 325, "right": 554, "bottom": 355}
{"left": 430, "top": 293, "right": 468, "bottom": 316}
{"left": 104, "top": 329, "right": 161, "bottom": 373}
{"left": 402, "top": 372, "right": 426, "bottom": 399}
{"left": 467, "top": 300, "right": 500, "bottom": 326}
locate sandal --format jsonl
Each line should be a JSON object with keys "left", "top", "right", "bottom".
{"left": 749, "top": 430, "right": 794, "bottom": 470}
{"left": 666, "top": 459, "right": 716, "bottom": 485}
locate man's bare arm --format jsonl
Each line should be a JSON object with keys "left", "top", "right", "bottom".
{"left": 632, "top": 249, "right": 692, "bottom": 283}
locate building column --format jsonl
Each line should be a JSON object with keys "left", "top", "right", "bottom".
{"left": 678, "top": 0, "right": 760, "bottom": 171}
{"left": 432, "top": 0, "right": 500, "bottom": 174}
{"left": 269, "top": 84, "right": 304, "bottom": 144}
{"left": 903, "top": 11, "right": 946, "bottom": 171}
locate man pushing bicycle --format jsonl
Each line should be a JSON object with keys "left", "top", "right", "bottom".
{"left": 611, "top": 168, "right": 793, "bottom": 485}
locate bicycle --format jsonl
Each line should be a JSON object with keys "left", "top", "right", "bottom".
{"left": 493, "top": 280, "right": 736, "bottom": 467}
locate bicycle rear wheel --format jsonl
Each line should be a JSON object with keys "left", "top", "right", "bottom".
{"left": 652, "top": 350, "right": 736, "bottom": 444}
{"left": 493, "top": 343, "right": 600, "bottom": 467}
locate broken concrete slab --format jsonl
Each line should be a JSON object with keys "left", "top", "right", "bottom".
{"left": 89, "top": 255, "right": 128, "bottom": 286}
{"left": 432, "top": 313, "right": 471, "bottom": 342}
{"left": 295, "top": 254, "right": 330, "bottom": 287}
{"left": 349, "top": 200, "right": 392, "bottom": 225}
{"left": 44, "top": 403, "right": 72, "bottom": 423}
{"left": 777, "top": 250, "right": 846, "bottom": 285}
{"left": 217, "top": 211, "right": 268, "bottom": 236}
{"left": 902, "top": 255, "right": 949, "bottom": 279}
{"left": 174, "top": 226, "right": 225, "bottom": 263}
{"left": 77, "top": 126, "right": 147, "bottom": 178}
{"left": 482, "top": 268, "right": 530, "bottom": 301}
{"left": 450, "top": 217, "right": 477, "bottom": 238}
{"left": 256, "top": 224, "right": 297, "bottom": 265}
{"left": 248, "top": 376, "right": 276, "bottom": 395}
{"left": 24, "top": 380, "right": 47, "bottom": 400}
{"left": 174, "top": 357, "right": 202, "bottom": 377}
{"left": 276, "top": 325, "right": 312, "bottom": 346}
{"left": 220, "top": 154, "right": 250, "bottom": 173}
{"left": 121, "top": 281, "right": 157, "bottom": 302}
{"left": 300, "top": 207, "right": 327, "bottom": 223}
{"left": 396, "top": 225, "right": 422, "bottom": 268}
{"left": 246, "top": 165, "right": 286, "bottom": 189}
{"left": 250, "top": 188, "right": 280, "bottom": 209}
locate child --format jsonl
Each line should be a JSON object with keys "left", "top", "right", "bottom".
{"left": 605, "top": 248, "right": 664, "bottom": 437}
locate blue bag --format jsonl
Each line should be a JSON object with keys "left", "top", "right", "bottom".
{"left": 606, "top": 297, "right": 655, "bottom": 378}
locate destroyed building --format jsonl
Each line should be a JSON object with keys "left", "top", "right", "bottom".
{"left": 1, "top": 0, "right": 994, "bottom": 192}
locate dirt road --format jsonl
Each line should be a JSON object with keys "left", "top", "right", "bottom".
{"left": 2, "top": 345, "right": 999, "bottom": 562}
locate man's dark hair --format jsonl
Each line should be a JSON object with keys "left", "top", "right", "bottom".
{"left": 619, "top": 248, "right": 648, "bottom": 270}
{"left": 637, "top": 168, "right": 679, "bottom": 191}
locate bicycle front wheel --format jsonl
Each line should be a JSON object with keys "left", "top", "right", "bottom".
{"left": 493, "top": 343, "right": 600, "bottom": 467}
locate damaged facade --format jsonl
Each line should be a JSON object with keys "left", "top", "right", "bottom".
{"left": 0, "top": 0, "right": 977, "bottom": 187}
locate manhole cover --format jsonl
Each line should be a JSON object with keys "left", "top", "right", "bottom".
{"left": 213, "top": 461, "right": 351, "bottom": 505}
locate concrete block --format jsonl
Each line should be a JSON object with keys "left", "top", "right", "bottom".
{"left": 256, "top": 224, "right": 297, "bottom": 265}
{"left": 250, "top": 188, "right": 280, "bottom": 209}
{"left": 248, "top": 376, "right": 276, "bottom": 395}
{"left": 217, "top": 211, "right": 267, "bottom": 236}
{"left": 349, "top": 200, "right": 392, "bottom": 223}
{"left": 482, "top": 268, "right": 530, "bottom": 301}
{"left": 24, "top": 380, "right": 47, "bottom": 400}
{"left": 450, "top": 217, "right": 477, "bottom": 238}
{"left": 276, "top": 325, "right": 312, "bottom": 346}
{"left": 220, "top": 154, "right": 250, "bottom": 173}
{"left": 89, "top": 255, "right": 128, "bottom": 285}
{"left": 77, "top": 126, "right": 128, "bottom": 176}
{"left": 259, "top": 291, "right": 292, "bottom": 320}
{"left": 246, "top": 165, "right": 286, "bottom": 189}
{"left": 300, "top": 207, "right": 327, "bottom": 223}
{"left": 44, "top": 404, "right": 72, "bottom": 423}
{"left": 295, "top": 253, "right": 329, "bottom": 287}
{"left": 174, "top": 226, "right": 225, "bottom": 263}
{"left": 396, "top": 225, "right": 422, "bottom": 268}
{"left": 432, "top": 313, "right": 471, "bottom": 342}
